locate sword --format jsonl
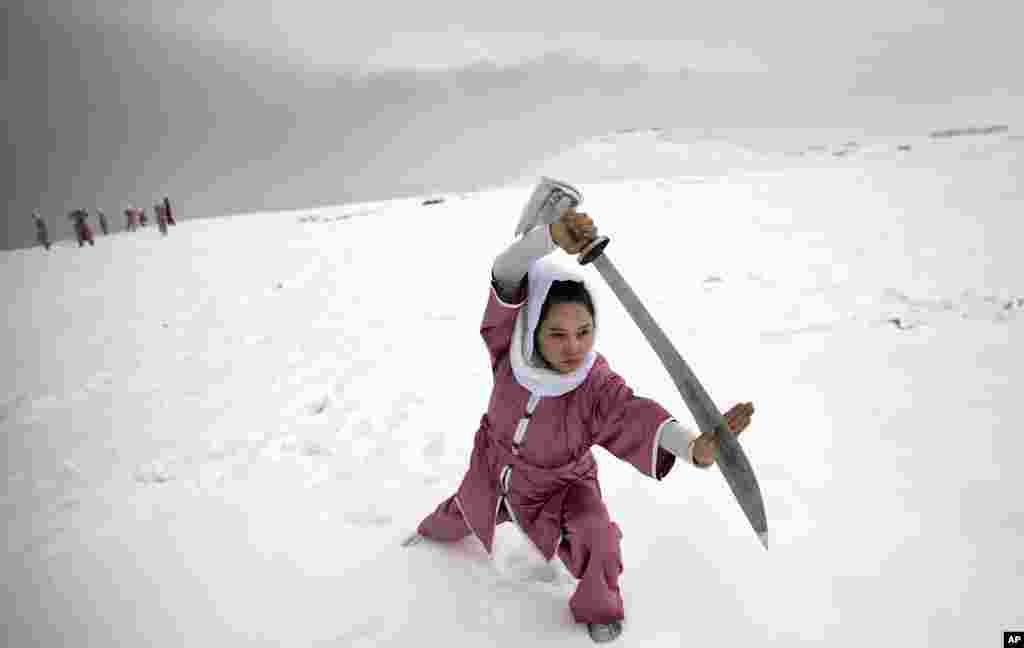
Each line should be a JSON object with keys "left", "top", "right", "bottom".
{"left": 519, "top": 178, "right": 769, "bottom": 549}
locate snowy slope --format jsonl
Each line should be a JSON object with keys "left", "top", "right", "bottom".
{"left": 2, "top": 126, "right": 1022, "bottom": 646}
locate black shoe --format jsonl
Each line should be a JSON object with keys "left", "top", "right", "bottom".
{"left": 587, "top": 621, "right": 622, "bottom": 643}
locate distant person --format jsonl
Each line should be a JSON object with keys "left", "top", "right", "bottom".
{"left": 163, "top": 196, "right": 176, "bottom": 225}
{"left": 32, "top": 210, "right": 51, "bottom": 250}
{"left": 125, "top": 205, "right": 138, "bottom": 232}
{"left": 139, "top": 207, "right": 148, "bottom": 227}
{"left": 69, "top": 209, "right": 95, "bottom": 247}
{"left": 155, "top": 202, "right": 168, "bottom": 236}
{"left": 97, "top": 209, "right": 109, "bottom": 235}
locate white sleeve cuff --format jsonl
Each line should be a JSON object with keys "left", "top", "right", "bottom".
{"left": 492, "top": 223, "right": 556, "bottom": 291}
{"left": 657, "top": 419, "right": 710, "bottom": 469}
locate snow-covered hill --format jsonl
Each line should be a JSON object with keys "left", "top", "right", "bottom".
{"left": 522, "top": 123, "right": 1021, "bottom": 185}
{"left": 2, "top": 125, "right": 1022, "bottom": 646}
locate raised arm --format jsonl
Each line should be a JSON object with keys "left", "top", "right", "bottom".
{"left": 484, "top": 210, "right": 601, "bottom": 369}
{"left": 492, "top": 210, "right": 598, "bottom": 299}
{"left": 491, "top": 221, "right": 557, "bottom": 301}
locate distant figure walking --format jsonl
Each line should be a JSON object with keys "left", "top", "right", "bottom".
{"left": 155, "top": 202, "right": 169, "bottom": 236}
{"left": 139, "top": 207, "right": 148, "bottom": 227}
{"left": 163, "top": 196, "right": 176, "bottom": 226}
{"left": 125, "top": 205, "right": 139, "bottom": 232}
{"left": 97, "top": 209, "right": 109, "bottom": 235}
{"left": 69, "top": 209, "right": 95, "bottom": 247}
{"left": 32, "top": 210, "right": 51, "bottom": 250}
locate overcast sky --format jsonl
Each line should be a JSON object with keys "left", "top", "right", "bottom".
{"left": 4, "top": 0, "right": 1021, "bottom": 249}
{"left": 63, "top": 0, "right": 1022, "bottom": 79}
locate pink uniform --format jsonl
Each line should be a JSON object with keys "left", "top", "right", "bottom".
{"left": 417, "top": 278, "right": 677, "bottom": 625}
{"left": 77, "top": 221, "right": 94, "bottom": 245}
{"left": 70, "top": 210, "right": 94, "bottom": 246}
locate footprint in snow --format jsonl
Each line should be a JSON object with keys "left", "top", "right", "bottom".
{"left": 425, "top": 311, "right": 458, "bottom": 321}
{"left": 702, "top": 275, "right": 724, "bottom": 291}
{"left": 56, "top": 497, "right": 80, "bottom": 513}
{"left": 343, "top": 510, "right": 393, "bottom": 527}
{"left": 306, "top": 393, "right": 330, "bottom": 416}
{"left": 58, "top": 460, "right": 86, "bottom": 487}
{"left": 134, "top": 460, "right": 174, "bottom": 484}
{"left": 300, "top": 440, "right": 335, "bottom": 457}
{"left": 207, "top": 439, "right": 248, "bottom": 461}
{"left": 759, "top": 322, "right": 836, "bottom": 343}
{"left": 423, "top": 436, "right": 445, "bottom": 459}
{"left": 0, "top": 393, "right": 28, "bottom": 422}
{"left": 497, "top": 548, "right": 565, "bottom": 585}
{"left": 350, "top": 419, "right": 376, "bottom": 440}
{"left": 383, "top": 391, "right": 425, "bottom": 434}
{"left": 316, "top": 617, "right": 389, "bottom": 647}
{"left": 85, "top": 371, "right": 115, "bottom": 391}
{"left": 882, "top": 289, "right": 1023, "bottom": 325}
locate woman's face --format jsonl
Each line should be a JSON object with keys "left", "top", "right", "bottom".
{"left": 537, "top": 302, "right": 595, "bottom": 374}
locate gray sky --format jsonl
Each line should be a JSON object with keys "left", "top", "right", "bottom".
{"left": 4, "top": 0, "right": 1021, "bottom": 249}
{"left": 71, "top": 0, "right": 1020, "bottom": 79}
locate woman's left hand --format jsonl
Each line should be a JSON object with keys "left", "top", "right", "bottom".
{"left": 692, "top": 402, "right": 754, "bottom": 466}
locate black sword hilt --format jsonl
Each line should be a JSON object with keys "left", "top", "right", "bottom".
{"left": 576, "top": 235, "right": 610, "bottom": 265}
{"left": 559, "top": 206, "right": 610, "bottom": 266}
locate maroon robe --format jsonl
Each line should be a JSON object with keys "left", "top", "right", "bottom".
{"left": 418, "top": 277, "right": 678, "bottom": 624}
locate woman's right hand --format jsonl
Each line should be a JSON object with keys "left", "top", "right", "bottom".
{"left": 550, "top": 209, "right": 597, "bottom": 255}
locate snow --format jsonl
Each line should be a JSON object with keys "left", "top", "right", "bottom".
{"left": 3, "top": 125, "right": 1022, "bottom": 646}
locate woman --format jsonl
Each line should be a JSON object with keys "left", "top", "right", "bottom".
{"left": 163, "top": 196, "right": 176, "bottom": 225}
{"left": 155, "top": 203, "right": 168, "bottom": 236}
{"left": 97, "top": 209, "right": 109, "bottom": 235}
{"left": 32, "top": 210, "right": 51, "bottom": 250}
{"left": 69, "top": 209, "right": 94, "bottom": 247}
{"left": 124, "top": 205, "right": 138, "bottom": 232}
{"left": 404, "top": 208, "right": 754, "bottom": 643}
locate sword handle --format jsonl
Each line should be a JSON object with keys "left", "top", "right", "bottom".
{"left": 557, "top": 210, "right": 610, "bottom": 266}
{"left": 578, "top": 236, "right": 610, "bottom": 265}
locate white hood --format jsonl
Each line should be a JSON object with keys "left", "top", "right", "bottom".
{"left": 510, "top": 255, "right": 599, "bottom": 397}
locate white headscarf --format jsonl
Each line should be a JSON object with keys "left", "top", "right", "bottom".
{"left": 510, "top": 255, "right": 599, "bottom": 397}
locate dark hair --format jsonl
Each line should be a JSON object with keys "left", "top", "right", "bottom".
{"left": 534, "top": 280, "right": 596, "bottom": 365}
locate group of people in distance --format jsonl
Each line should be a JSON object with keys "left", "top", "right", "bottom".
{"left": 124, "top": 197, "right": 177, "bottom": 235}
{"left": 32, "top": 196, "right": 177, "bottom": 250}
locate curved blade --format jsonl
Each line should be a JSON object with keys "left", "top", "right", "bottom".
{"left": 591, "top": 253, "right": 768, "bottom": 544}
